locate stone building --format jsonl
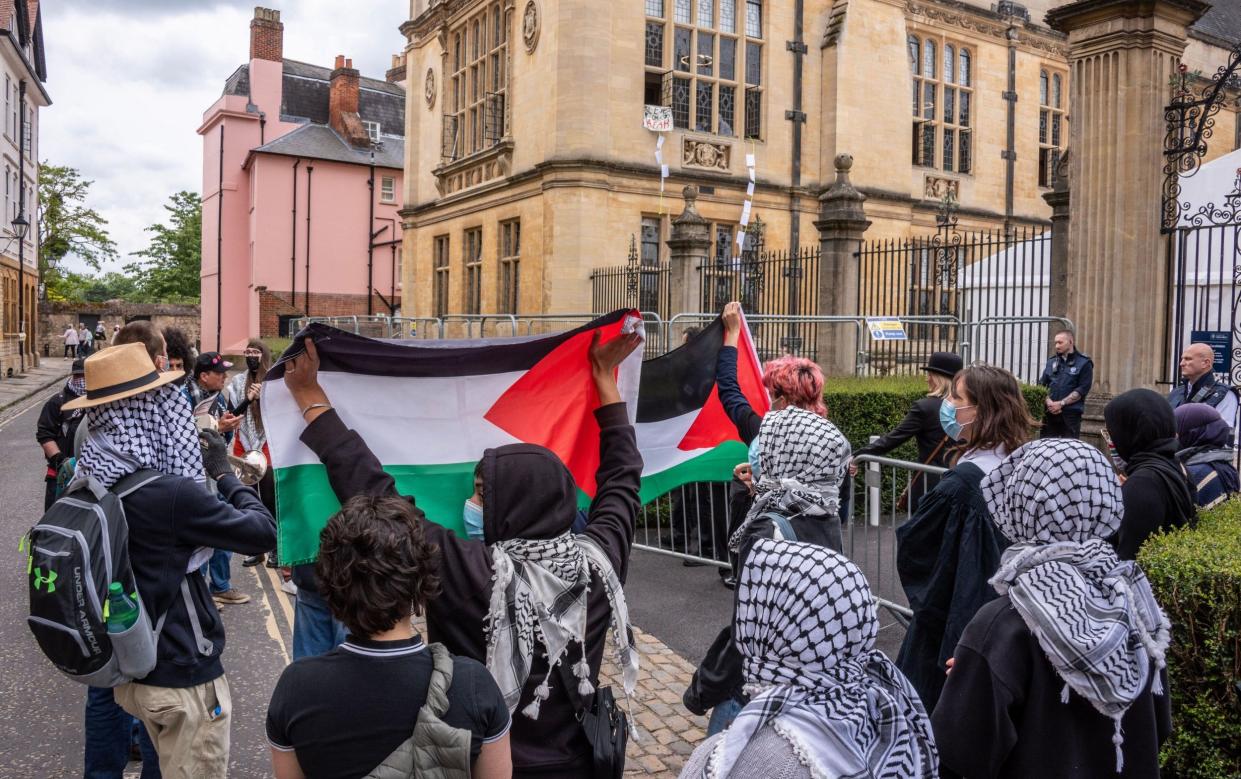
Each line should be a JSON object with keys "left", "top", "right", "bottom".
{"left": 395, "top": 0, "right": 1240, "bottom": 317}
{"left": 0, "top": 0, "right": 47, "bottom": 377}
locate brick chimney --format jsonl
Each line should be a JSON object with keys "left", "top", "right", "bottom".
{"left": 250, "top": 7, "right": 283, "bottom": 62}
{"left": 329, "top": 54, "right": 371, "bottom": 147}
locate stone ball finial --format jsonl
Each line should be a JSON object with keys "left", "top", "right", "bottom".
{"left": 835, "top": 153, "right": 853, "bottom": 173}
{"left": 682, "top": 184, "right": 699, "bottom": 204}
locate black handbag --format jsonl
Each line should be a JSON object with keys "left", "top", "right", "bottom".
{"left": 556, "top": 659, "right": 628, "bottom": 779}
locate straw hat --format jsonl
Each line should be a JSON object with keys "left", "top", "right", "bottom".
{"left": 62, "top": 342, "right": 185, "bottom": 410}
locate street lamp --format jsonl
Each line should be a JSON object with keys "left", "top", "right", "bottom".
{"left": 12, "top": 214, "right": 29, "bottom": 240}
{"left": 13, "top": 212, "right": 27, "bottom": 374}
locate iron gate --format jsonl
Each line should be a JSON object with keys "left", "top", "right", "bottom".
{"left": 1162, "top": 45, "right": 1241, "bottom": 384}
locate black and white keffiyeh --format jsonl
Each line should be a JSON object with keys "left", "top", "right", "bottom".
{"left": 730, "top": 407, "right": 851, "bottom": 551}
{"left": 982, "top": 439, "right": 1171, "bottom": 773}
{"left": 75, "top": 384, "right": 205, "bottom": 489}
{"left": 706, "top": 538, "right": 938, "bottom": 778}
{"left": 485, "top": 532, "right": 639, "bottom": 721}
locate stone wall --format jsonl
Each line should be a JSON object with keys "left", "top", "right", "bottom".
{"left": 38, "top": 301, "right": 201, "bottom": 358}
{"left": 257, "top": 288, "right": 400, "bottom": 337}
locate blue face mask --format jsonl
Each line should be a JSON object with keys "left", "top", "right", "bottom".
{"left": 939, "top": 398, "right": 974, "bottom": 441}
{"left": 463, "top": 499, "right": 485, "bottom": 541}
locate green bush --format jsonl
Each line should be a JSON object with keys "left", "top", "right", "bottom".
{"left": 1139, "top": 505, "right": 1241, "bottom": 779}
{"left": 823, "top": 375, "right": 1047, "bottom": 456}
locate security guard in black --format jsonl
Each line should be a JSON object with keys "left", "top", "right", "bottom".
{"left": 1039, "top": 330, "right": 1093, "bottom": 439}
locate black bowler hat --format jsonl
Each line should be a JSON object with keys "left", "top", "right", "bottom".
{"left": 923, "top": 352, "right": 963, "bottom": 378}
{"left": 71, "top": 358, "right": 85, "bottom": 375}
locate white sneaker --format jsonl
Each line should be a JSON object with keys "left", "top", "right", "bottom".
{"left": 280, "top": 580, "right": 298, "bottom": 596}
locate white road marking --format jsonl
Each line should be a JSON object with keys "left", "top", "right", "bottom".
{"left": 251, "top": 565, "right": 291, "bottom": 666}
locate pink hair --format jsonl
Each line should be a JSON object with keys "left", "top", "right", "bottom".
{"left": 762, "top": 356, "right": 827, "bottom": 417}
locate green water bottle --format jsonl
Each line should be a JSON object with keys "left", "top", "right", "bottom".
{"left": 106, "top": 582, "right": 139, "bottom": 633}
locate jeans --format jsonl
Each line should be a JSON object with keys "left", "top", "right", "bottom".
{"left": 85, "top": 686, "right": 160, "bottom": 779}
{"left": 706, "top": 697, "right": 744, "bottom": 736}
{"left": 293, "top": 587, "right": 347, "bottom": 660}
{"left": 206, "top": 550, "right": 232, "bottom": 594}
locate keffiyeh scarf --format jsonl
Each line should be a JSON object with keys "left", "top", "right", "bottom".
{"left": 75, "top": 384, "right": 205, "bottom": 489}
{"left": 706, "top": 539, "right": 938, "bottom": 779}
{"left": 485, "top": 532, "right": 639, "bottom": 721}
{"left": 982, "top": 439, "right": 1171, "bottom": 772}
{"left": 729, "top": 407, "right": 851, "bottom": 551}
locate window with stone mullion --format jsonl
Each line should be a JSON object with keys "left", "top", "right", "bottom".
{"left": 433, "top": 236, "right": 451, "bottom": 317}
{"left": 908, "top": 33, "right": 971, "bottom": 173}
{"left": 1038, "top": 69, "right": 1065, "bottom": 187}
{"left": 464, "top": 228, "right": 483, "bottom": 314}
{"left": 648, "top": 0, "right": 757, "bottom": 138}
{"left": 447, "top": 3, "right": 508, "bottom": 160}
{"left": 499, "top": 219, "right": 521, "bottom": 314}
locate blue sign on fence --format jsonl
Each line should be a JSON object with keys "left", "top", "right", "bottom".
{"left": 1190, "top": 330, "right": 1232, "bottom": 376}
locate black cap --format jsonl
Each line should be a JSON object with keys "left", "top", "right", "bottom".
{"left": 923, "top": 352, "right": 963, "bottom": 378}
{"left": 193, "top": 352, "right": 233, "bottom": 377}
{"left": 71, "top": 358, "right": 85, "bottom": 375}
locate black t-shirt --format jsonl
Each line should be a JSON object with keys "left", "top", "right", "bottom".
{"left": 266, "top": 635, "right": 511, "bottom": 779}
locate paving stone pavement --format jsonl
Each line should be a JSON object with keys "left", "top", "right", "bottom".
{"left": 600, "top": 627, "right": 709, "bottom": 777}
{"left": 0, "top": 357, "right": 71, "bottom": 420}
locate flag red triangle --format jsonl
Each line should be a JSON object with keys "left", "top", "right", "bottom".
{"left": 677, "top": 318, "right": 769, "bottom": 450}
{"left": 483, "top": 318, "right": 628, "bottom": 495}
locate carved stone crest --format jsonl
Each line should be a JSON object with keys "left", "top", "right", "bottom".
{"left": 522, "top": 0, "right": 540, "bottom": 53}
{"left": 424, "top": 68, "right": 436, "bottom": 109}
{"left": 923, "top": 175, "right": 959, "bottom": 201}
{"left": 682, "top": 138, "right": 731, "bottom": 171}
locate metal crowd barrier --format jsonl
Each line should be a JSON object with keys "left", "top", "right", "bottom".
{"left": 632, "top": 481, "right": 733, "bottom": 569}
{"left": 848, "top": 453, "right": 948, "bottom": 624}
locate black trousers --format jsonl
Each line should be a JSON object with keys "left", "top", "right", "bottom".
{"left": 1041, "top": 411, "right": 1083, "bottom": 439}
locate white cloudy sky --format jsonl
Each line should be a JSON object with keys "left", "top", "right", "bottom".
{"left": 41, "top": 0, "right": 408, "bottom": 273}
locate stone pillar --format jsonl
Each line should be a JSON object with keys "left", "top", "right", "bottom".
{"left": 666, "top": 185, "right": 710, "bottom": 325}
{"left": 814, "top": 154, "right": 871, "bottom": 376}
{"left": 1047, "top": 0, "right": 1208, "bottom": 394}
{"left": 1042, "top": 149, "right": 1070, "bottom": 341}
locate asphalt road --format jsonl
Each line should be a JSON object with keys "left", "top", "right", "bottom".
{"left": 0, "top": 388, "right": 751, "bottom": 777}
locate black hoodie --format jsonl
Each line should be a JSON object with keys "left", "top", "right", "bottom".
{"left": 302, "top": 403, "right": 642, "bottom": 776}
{"left": 1103, "top": 389, "right": 1196, "bottom": 559}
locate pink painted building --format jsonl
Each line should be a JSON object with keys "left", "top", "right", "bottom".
{"left": 198, "top": 7, "right": 406, "bottom": 352}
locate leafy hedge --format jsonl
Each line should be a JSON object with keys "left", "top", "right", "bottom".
{"left": 1139, "top": 504, "right": 1241, "bottom": 778}
{"left": 823, "top": 375, "right": 1047, "bottom": 456}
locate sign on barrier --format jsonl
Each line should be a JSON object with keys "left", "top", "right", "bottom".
{"left": 866, "top": 318, "right": 908, "bottom": 341}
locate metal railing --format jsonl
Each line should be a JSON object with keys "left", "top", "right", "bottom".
{"left": 633, "top": 481, "right": 733, "bottom": 568}
{"left": 848, "top": 453, "right": 948, "bottom": 624}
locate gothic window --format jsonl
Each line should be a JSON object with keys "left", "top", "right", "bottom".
{"left": 433, "top": 235, "right": 450, "bottom": 317}
{"left": 464, "top": 227, "right": 483, "bottom": 314}
{"left": 444, "top": 2, "right": 509, "bottom": 161}
{"left": 1039, "top": 69, "right": 1066, "bottom": 187}
{"left": 499, "top": 219, "right": 521, "bottom": 314}
{"left": 645, "top": 0, "right": 763, "bottom": 139}
{"left": 910, "top": 34, "right": 972, "bottom": 174}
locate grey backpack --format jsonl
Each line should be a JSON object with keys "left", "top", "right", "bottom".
{"left": 24, "top": 470, "right": 164, "bottom": 687}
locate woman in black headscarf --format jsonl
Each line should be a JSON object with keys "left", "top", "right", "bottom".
{"left": 1102, "top": 389, "right": 1196, "bottom": 559}
{"left": 1174, "top": 403, "right": 1239, "bottom": 509}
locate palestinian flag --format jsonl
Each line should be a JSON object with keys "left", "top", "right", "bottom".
{"left": 265, "top": 310, "right": 768, "bottom": 565}
{"left": 634, "top": 316, "right": 769, "bottom": 502}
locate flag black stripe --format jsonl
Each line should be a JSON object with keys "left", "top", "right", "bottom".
{"left": 636, "top": 316, "right": 725, "bottom": 423}
{"left": 265, "top": 310, "right": 633, "bottom": 380}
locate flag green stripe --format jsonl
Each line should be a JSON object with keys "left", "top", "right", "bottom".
{"left": 274, "top": 462, "right": 475, "bottom": 566}
{"left": 274, "top": 441, "right": 748, "bottom": 566}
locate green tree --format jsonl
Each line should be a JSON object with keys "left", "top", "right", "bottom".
{"left": 37, "top": 163, "right": 119, "bottom": 300}
{"left": 49, "top": 270, "right": 139, "bottom": 303}
{"left": 125, "top": 190, "right": 201, "bottom": 303}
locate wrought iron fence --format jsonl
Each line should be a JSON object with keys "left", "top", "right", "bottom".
{"left": 856, "top": 200, "right": 1051, "bottom": 382}
{"left": 590, "top": 235, "right": 671, "bottom": 321}
{"left": 696, "top": 226, "right": 820, "bottom": 360}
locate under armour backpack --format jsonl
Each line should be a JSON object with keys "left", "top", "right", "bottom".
{"left": 23, "top": 470, "right": 162, "bottom": 687}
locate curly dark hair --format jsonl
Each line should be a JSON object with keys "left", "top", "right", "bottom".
{"left": 162, "top": 327, "right": 194, "bottom": 366}
{"left": 315, "top": 495, "right": 442, "bottom": 638}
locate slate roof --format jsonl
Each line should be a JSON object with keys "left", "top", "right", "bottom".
{"left": 251, "top": 122, "right": 404, "bottom": 170}
{"left": 223, "top": 59, "right": 405, "bottom": 138}
{"left": 1192, "top": 0, "right": 1241, "bottom": 46}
